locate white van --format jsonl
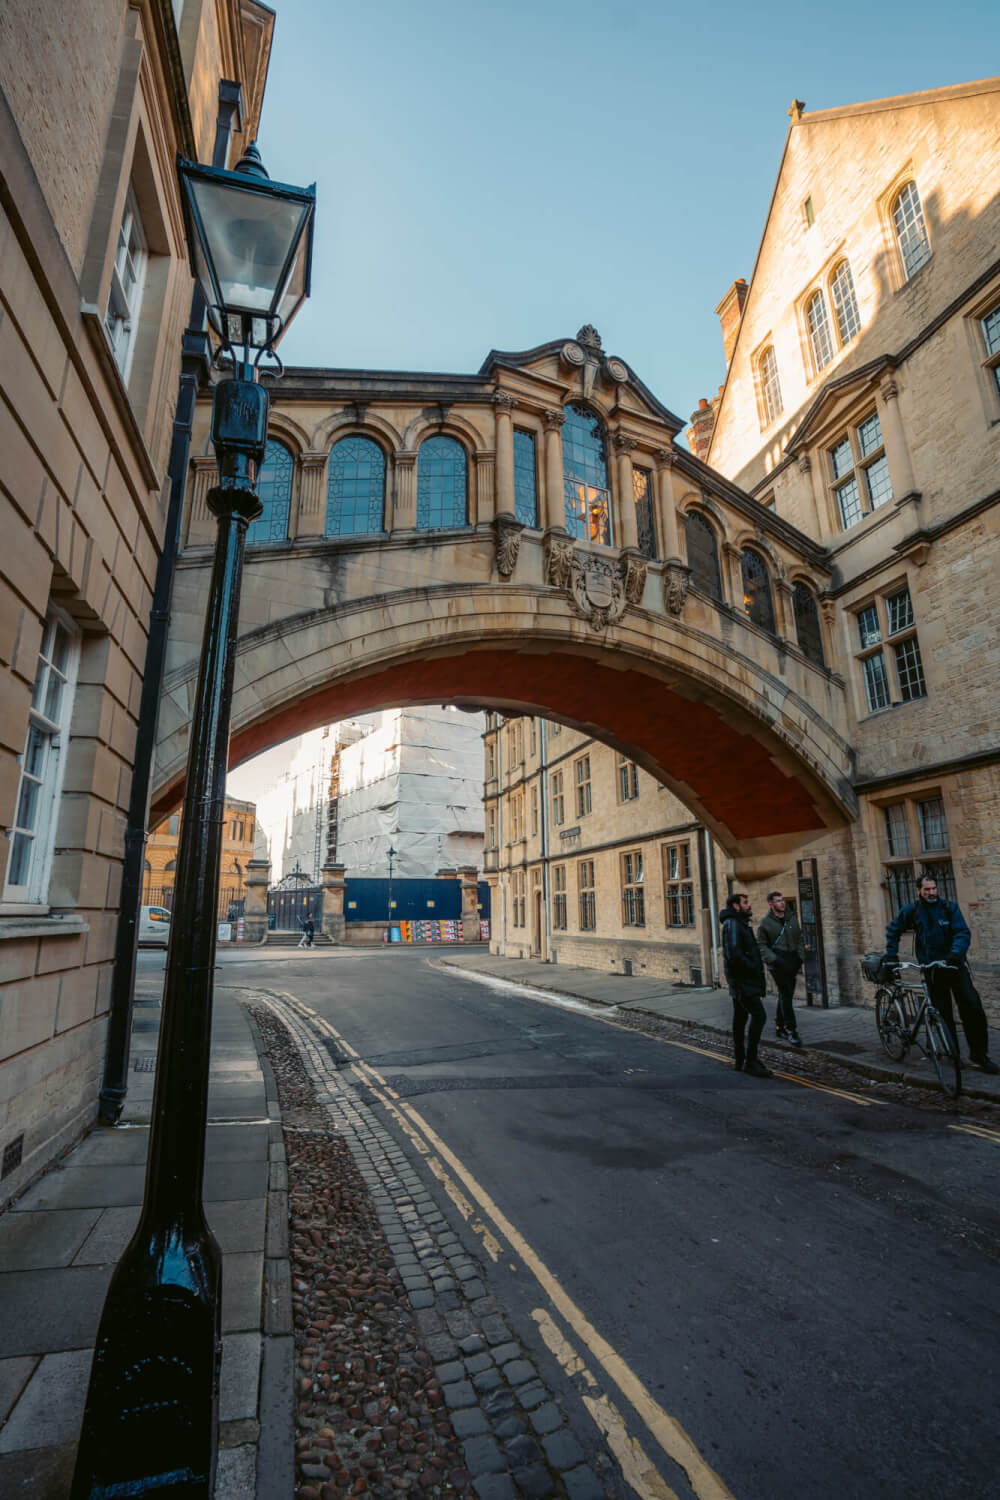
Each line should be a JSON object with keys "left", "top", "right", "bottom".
{"left": 138, "top": 905, "right": 171, "bottom": 947}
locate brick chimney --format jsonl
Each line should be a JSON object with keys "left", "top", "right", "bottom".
{"left": 687, "top": 393, "right": 719, "bottom": 461}
{"left": 715, "top": 278, "right": 749, "bottom": 367}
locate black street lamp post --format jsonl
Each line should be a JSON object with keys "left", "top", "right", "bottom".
{"left": 71, "top": 143, "right": 315, "bottom": 1499}
{"left": 387, "top": 845, "right": 398, "bottom": 939}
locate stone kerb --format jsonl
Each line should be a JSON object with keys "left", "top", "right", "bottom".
{"left": 153, "top": 570, "right": 854, "bottom": 857}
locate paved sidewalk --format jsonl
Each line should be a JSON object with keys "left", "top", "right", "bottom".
{"left": 0, "top": 972, "right": 290, "bottom": 1499}
{"left": 437, "top": 953, "right": 1000, "bottom": 1103}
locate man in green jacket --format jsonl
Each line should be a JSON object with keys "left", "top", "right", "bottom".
{"left": 757, "top": 891, "right": 805, "bottom": 1046}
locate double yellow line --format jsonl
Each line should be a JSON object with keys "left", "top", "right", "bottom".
{"left": 304, "top": 1007, "right": 737, "bottom": 1500}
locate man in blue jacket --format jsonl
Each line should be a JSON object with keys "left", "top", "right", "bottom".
{"left": 885, "top": 874, "right": 997, "bottom": 1072}
{"left": 721, "top": 893, "right": 772, "bottom": 1078}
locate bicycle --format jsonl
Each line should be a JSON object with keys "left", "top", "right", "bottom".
{"left": 861, "top": 955, "right": 962, "bottom": 1098}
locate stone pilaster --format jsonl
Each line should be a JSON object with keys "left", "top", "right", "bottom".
{"left": 295, "top": 451, "right": 329, "bottom": 538}
{"left": 243, "top": 857, "right": 271, "bottom": 944}
{"left": 186, "top": 456, "right": 219, "bottom": 545}
{"left": 723, "top": 540, "right": 744, "bottom": 610}
{"left": 654, "top": 447, "right": 682, "bottom": 562}
{"left": 457, "top": 865, "right": 481, "bottom": 944}
{"left": 494, "top": 391, "right": 517, "bottom": 518}
{"left": 474, "top": 451, "right": 496, "bottom": 526}
{"left": 613, "top": 433, "right": 639, "bottom": 551}
{"left": 320, "top": 861, "right": 346, "bottom": 942}
{"left": 542, "top": 410, "right": 566, "bottom": 532}
{"left": 394, "top": 451, "right": 417, "bottom": 530}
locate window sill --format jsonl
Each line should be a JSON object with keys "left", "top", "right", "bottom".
{"left": 0, "top": 912, "right": 90, "bottom": 941}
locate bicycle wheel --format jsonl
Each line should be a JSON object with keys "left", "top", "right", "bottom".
{"left": 875, "top": 988, "right": 908, "bottom": 1061}
{"left": 925, "top": 1010, "right": 962, "bottom": 1099}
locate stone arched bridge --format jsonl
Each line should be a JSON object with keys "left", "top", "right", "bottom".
{"left": 153, "top": 330, "right": 854, "bottom": 868}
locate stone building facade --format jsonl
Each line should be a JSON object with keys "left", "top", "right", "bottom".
{"left": 483, "top": 714, "right": 727, "bottom": 986}
{"left": 701, "top": 78, "right": 1000, "bottom": 1015}
{"left": 0, "top": 2, "right": 272, "bottom": 1202}
{"left": 144, "top": 795, "right": 256, "bottom": 915}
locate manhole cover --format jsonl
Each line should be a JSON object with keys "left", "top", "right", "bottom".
{"left": 133, "top": 1056, "right": 156, "bottom": 1072}
{"left": 807, "top": 1040, "right": 868, "bottom": 1056}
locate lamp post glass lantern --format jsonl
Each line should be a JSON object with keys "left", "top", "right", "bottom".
{"left": 72, "top": 143, "right": 316, "bottom": 1500}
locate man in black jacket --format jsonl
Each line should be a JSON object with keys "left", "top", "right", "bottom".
{"left": 886, "top": 874, "right": 997, "bottom": 1072}
{"left": 721, "top": 893, "right": 772, "bottom": 1078}
{"left": 757, "top": 891, "right": 805, "bottom": 1046}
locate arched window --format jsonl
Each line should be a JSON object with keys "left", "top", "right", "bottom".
{"left": 416, "top": 436, "right": 467, "bottom": 529}
{"left": 793, "top": 581, "right": 825, "bottom": 667}
{"left": 741, "top": 549, "right": 776, "bottom": 634}
{"left": 325, "top": 436, "right": 385, "bottom": 537}
{"left": 758, "top": 346, "right": 783, "bottom": 425}
{"left": 893, "top": 181, "right": 930, "bottom": 280}
{"left": 684, "top": 511, "right": 722, "bottom": 600}
{"left": 246, "top": 439, "right": 293, "bottom": 546}
{"left": 513, "top": 429, "right": 538, "bottom": 528}
{"left": 806, "top": 291, "right": 834, "bottom": 372}
{"left": 562, "top": 404, "right": 611, "bottom": 544}
{"left": 830, "top": 261, "right": 860, "bottom": 345}
{"left": 632, "top": 467, "right": 657, "bottom": 560}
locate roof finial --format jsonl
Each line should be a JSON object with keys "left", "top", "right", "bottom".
{"left": 576, "top": 324, "right": 602, "bottom": 352}
{"left": 788, "top": 99, "right": 806, "bottom": 122}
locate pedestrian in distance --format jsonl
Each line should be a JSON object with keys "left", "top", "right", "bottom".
{"left": 757, "top": 891, "right": 805, "bottom": 1046}
{"left": 298, "top": 915, "right": 315, "bottom": 949}
{"left": 721, "top": 893, "right": 773, "bottom": 1078}
{"left": 885, "top": 874, "right": 998, "bottom": 1073}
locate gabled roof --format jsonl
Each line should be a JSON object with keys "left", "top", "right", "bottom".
{"left": 707, "top": 74, "right": 1000, "bottom": 463}
{"left": 480, "top": 337, "right": 686, "bottom": 435}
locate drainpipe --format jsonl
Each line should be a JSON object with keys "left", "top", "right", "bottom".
{"left": 539, "top": 719, "right": 550, "bottom": 959}
{"left": 98, "top": 82, "right": 244, "bottom": 1124}
{"left": 703, "top": 827, "right": 721, "bottom": 987}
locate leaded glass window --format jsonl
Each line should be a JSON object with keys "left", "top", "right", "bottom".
{"left": 836, "top": 477, "right": 862, "bottom": 530}
{"left": 893, "top": 181, "right": 931, "bottom": 279}
{"left": 806, "top": 291, "right": 834, "bottom": 372}
{"left": 982, "top": 304, "right": 1000, "bottom": 397}
{"left": 857, "top": 605, "right": 881, "bottom": 650}
{"left": 562, "top": 404, "right": 611, "bottom": 544}
{"left": 741, "top": 549, "right": 776, "bottom": 635}
{"left": 863, "top": 652, "right": 891, "bottom": 712}
{"left": 417, "top": 436, "right": 467, "bottom": 530}
{"left": 886, "top": 587, "right": 914, "bottom": 636}
{"left": 325, "top": 437, "right": 385, "bottom": 537}
{"left": 513, "top": 429, "right": 538, "bottom": 528}
{"left": 793, "top": 582, "right": 825, "bottom": 667}
{"left": 892, "top": 635, "right": 926, "bottom": 702}
{"left": 758, "top": 346, "right": 783, "bottom": 425}
{"left": 918, "top": 796, "right": 948, "bottom": 851}
{"left": 685, "top": 512, "right": 722, "bottom": 600}
{"left": 829, "top": 413, "right": 892, "bottom": 530}
{"left": 247, "top": 440, "right": 293, "bottom": 545}
{"left": 831, "top": 261, "right": 860, "bottom": 344}
{"left": 632, "top": 467, "right": 657, "bottom": 559}
{"left": 884, "top": 804, "right": 910, "bottom": 857}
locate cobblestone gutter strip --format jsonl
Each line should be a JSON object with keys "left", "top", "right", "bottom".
{"left": 245, "top": 993, "right": 611, "bottom": 1500}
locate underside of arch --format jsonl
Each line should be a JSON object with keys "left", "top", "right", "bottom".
{"left": 151, "top": 643, "right": 852, "bottom": 858}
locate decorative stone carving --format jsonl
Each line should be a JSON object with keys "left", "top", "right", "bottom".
{"left": 569, "top": 552, "right": 627, "bottom": 630}
{"left": 576, "top": 324, "right": 602, "bottom": 351}
{"left": 655, "top": 446, "right": 679, "bottom": 468}
{"left": 613, "top": 433, "right": 638, "bottom": 454}
{"left": 797, "top": 453, "right": 812, "bottom": 474}
{"left": 543, "top": 408, "right": 566, "bottom": 431}
{"left": 495, "top": 515, "right": 524, "bottom": 578}
{"left": 493, "top": 389, "right": 518, "bottom": 410}
{"left": 622, "top": 551, "right": 647, "bottom": 605}
{"left": 880, "top": 378, "right": 899, "bottom": 402}
{"left": 544, "top": 531, "right": 575, "bottom": 590}
{"left": 560, "top": 342, "right": 585, "bottom": 369}
{"left": 604, "top": 357, "right": 629, "bottom": 385}
{"left": 662, "top": 561, "right": 692, "bottom": 617}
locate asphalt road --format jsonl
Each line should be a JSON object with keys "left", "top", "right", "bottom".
{"left": 206, "top": 946, "right": 1000, "bottom": 1499}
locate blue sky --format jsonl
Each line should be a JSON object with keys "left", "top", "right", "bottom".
{"left": 256, "top": 0, "right": 997, "bottom": 428}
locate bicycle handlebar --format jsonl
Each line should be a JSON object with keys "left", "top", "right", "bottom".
{"left": 893, "top": 959, "right": 956, "bottom": 973}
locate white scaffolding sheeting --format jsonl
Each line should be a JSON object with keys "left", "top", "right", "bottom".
{"left": 336, "top": 707, "right": 485, "bottom": 877}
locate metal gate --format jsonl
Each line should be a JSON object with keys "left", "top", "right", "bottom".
{"left": 267, "top": 873, "right": 322, "bottom": 930}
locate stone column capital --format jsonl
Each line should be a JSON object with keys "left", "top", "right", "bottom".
{"left": 395, "top": 450, "right": 417, "bottom": 468}
{"left": 655, "top": 446, "right": 680, "bottom": 468}
{"left": 493, "top": 390, "right": 518, "bottom": 412}
{"left": 878, "top": 376, "right": 900, "bottom": 402}
{"left": 797, "top": 453, "right": 812, "bottom": 474}
{"left": 613, "top": 432, "right": 638, "bottom": 454}
{"left": 543, "top": 408, "right": 566, "bottom": 431}
{"left": 299, "top": 450, "right": 328, "bottom": 469}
